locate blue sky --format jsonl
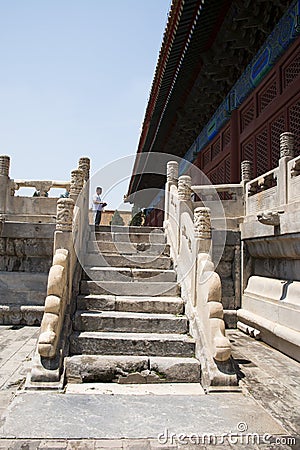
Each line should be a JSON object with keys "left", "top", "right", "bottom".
{"left": 0, "top": 0, "right": 170, "bottom": 207}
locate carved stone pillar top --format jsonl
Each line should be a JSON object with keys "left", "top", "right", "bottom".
{"left": 56, "top": 198, "right": 75, "bottom": 231}
{"left": 178, "top": 175, "right": 191, "bottom": 201}
{"left": 280, "top": 132, "right": 294, "bottom": 159}
{"left": 241, "top": 160, "right": 252, "bottom": 182}
{"left": 70, "top": 169, "right": 84, "bottom": 196}
{"left": 194, "top": 206, "right": 211, "bottom": 239}
{"left": 167, "top": 161, "right": 178, "bottom": 184}
{"left": 0, "top": 155, "right": 10, "bottom": 177}
{"left": 78, "top": 157, "right": 90, "bottom": 182}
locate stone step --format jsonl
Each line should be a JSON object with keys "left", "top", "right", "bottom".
{"left": 74, "top": 311, "right": 188, "bottom": 334}
{"left": 65, "top": 355, "right": 200, "bottom": 384}
{"left": 90, "top": 225, "right": 164, "bottom": 234}
{"left": 80, "top": 280, "right": 180, "bottom": 297}
{"left": 82, "top": 267, "right": 177, "bottom": 283}
{"left": 84, "top": 253, "right": 172, "bottom": 269}
{"left": 0, "top": 272, "right": 48, "bottom": 305}
{"left": 87, "top": 240, "right": 170, "bottom": 256}
{"left": 70, "top": 331, "right": 196, "bottom": 357}
{"left": 88, "top": 232, "right": 166, "bottom": 245}
{"left": 77, "top": 295, "right": 184, "bottom": 315}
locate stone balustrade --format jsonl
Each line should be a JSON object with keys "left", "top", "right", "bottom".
{"left": 12, "top": 179, "right": 71, "bottom": 197}
{"left": 164, "top": 161, "right": 235, "bottom": 388}
{"left": 28, "top": 157, "right": 90, "bottom": 386}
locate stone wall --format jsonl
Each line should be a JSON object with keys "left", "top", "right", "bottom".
{"left": 0, "top": 222, "right": 55, "bottom": 273}
{"left": 238, "top": 134, "right": 300, "bottom": 362}
{"left": 213, "top": 230, "right": 241, "bottom": 329}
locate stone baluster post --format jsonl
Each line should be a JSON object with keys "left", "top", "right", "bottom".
{"left": 54, "top": 197, "right": 75, "bottom": 298}
{"left": 78, "top": 157, "right": 90, "bottom": 182}
{"left": 194, "top": 206, "right": 211, "bottom": 253}
{"left": 241, "top": 160, "right": 252, "bottom": 183}
{"left": 241, "top": 160, "right": 252, "bottom": 215}
{"left": 0, "top": 155, "right": 10, "bottom": 215}
{"left": 278, "top": 132, "right": 294, "bottom": 206}
{"left": 69, "top": 169, "right": 84, "bottom": 202}
{"left": 192, "top": 206, "right": 212, "bottom": 306}
{"left": 280, "top": 132, "right": 294, "bottom": 159}
{"left": 164, "top": 161, "right": 179, "bottom": 227}
{"left": 78, "top": 157, "right": 91, "bottom": 248}
{"left": 167, "top": 161, "right": 178, "bottom": 185}
{"left": 176, "top": 175, "right": 192, "bottom": 255}
{"left": 178, "top": 175, "right": 192, "bottom": 202}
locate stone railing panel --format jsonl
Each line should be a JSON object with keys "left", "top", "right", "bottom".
{"left": 245, "top": 167, "right": 279, "bottom": 216}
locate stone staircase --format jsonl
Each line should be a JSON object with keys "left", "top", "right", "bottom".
{"left": 65, "top": 226, "right": 201, "bottom": 384}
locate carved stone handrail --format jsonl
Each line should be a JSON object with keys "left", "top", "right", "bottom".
{"left": 246, "top": 167, "right": 278, "bottom": 197}
{"left": 192, "top": 184, "right": 242, "bottom": 201}
{"left": 38, "top": 248, "right": 69, "bottom": 357}
{"left": 12, "top": 180, "right": 71, "bottom": 196}
{"left": 164, "top": 161, "right": 235, "bottom": 389}
{"left": 30, "top": 157, "right": 90, "bottom": 387}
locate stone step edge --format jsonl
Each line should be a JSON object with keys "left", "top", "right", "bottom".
{"left": 72, "top": 331, "right": 195, "bottom": 341}
{"left": 84, "top": 252, "right": 171, "bottom": 258}
{"left": 65, "top": 355, "right": 200, "bottom": 384}
{"left": 89, "top": 225, "right": 164, "bottom": 232}
{"left": 75, "top": 310, "right": 186, "bottom": 320}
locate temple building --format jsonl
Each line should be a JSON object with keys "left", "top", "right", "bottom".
{"left": 126, "top": 0, "right": 300, "bottom": 226}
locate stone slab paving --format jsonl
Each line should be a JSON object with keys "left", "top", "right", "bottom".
{"left": 0, "top": 326, "right": 299, "bottom": 449}
{"left": 228, "top": 330, "right": 300, "bottom": 437}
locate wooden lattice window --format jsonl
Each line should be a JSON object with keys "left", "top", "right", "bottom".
{"left": 241, "top": 102, "right": 255, "bottom": 132}
{"left": 203, "top": 148, "right": 211, "bottom": 167}
{"left": 211, "top": 137, "right": 221, "bottom": 160}
{"left": 242, "top": 139, "right": 255, "bottom": 163}
{"left": 256, "top": 128, "right": 269, "bottom": 176}
{"left": 258, "top": 79, "right": 277, "bottom": 113}
{"left": 225, "top": 158, "right": 231, "bottom": 183}
{"left": 270, "top": 115, "right": 286, "bottom": 168}
{"left": 210, "top": 171, "right": 218, "bottom": 185}
{"left": 283, "top": 49, "right": 300, "bottom": 90}
{"left": 223, "top": 126, "right": 231, "bottom": 148}
{"left": 288, "top": 99, "right": 300, "bottom": 156}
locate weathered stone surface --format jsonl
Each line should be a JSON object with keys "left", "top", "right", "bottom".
{"left": 115, "top": 296, "right": 184, "bottom": 315}
{"left": 84, "top": 253, "right": 172, "bottom": 270}
{"left": 0, "top": 305, "right": 44, "bottom": 325}
{"left": 80, "top": 280, "right": 180, "bottom": 297}
{"left": 47, "top": 265, "right": 65, "bottom": 297}
{"left": 90, "top": 232, "right": 166, "bottom": 244}
{"left": 150, "top": 356, "right": 200, "bottom": 383}
{"left": 88, "top": 240, "right": 170, "bottom": 256}
{"left": 77, "top": 294, "right": 184, "bottom": 314}
{"left": 208, "top": 301, "right": 223, "bottom": 319}
{"left": 70, "top": 332, "right": 195, "bottom": 357}
{"left": 0, "top": 272, "right": 48, "bottom": 305}
{"left": 65, "top": 355, "right": 149, "bottom": 383}
{"left": 90, "top": 225, "right": 164, "bottom": 234}
{"left": 74, "top": 311, "right": 188, "bottom": 334}
{"left": 77, "top": 294, "right": 116, "bottom": 311}
{"left": 45, "top": 295, "right": 61, "bottom": 314}
{"left": 223, "top": 310, "right": 237, "bottom": 329}
{"left": 85, "top": 267, "right": 176, "bottom": 283}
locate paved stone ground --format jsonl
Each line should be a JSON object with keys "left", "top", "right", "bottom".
{"left": 0, "top": 326, "right": 299, "bottom": 449}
